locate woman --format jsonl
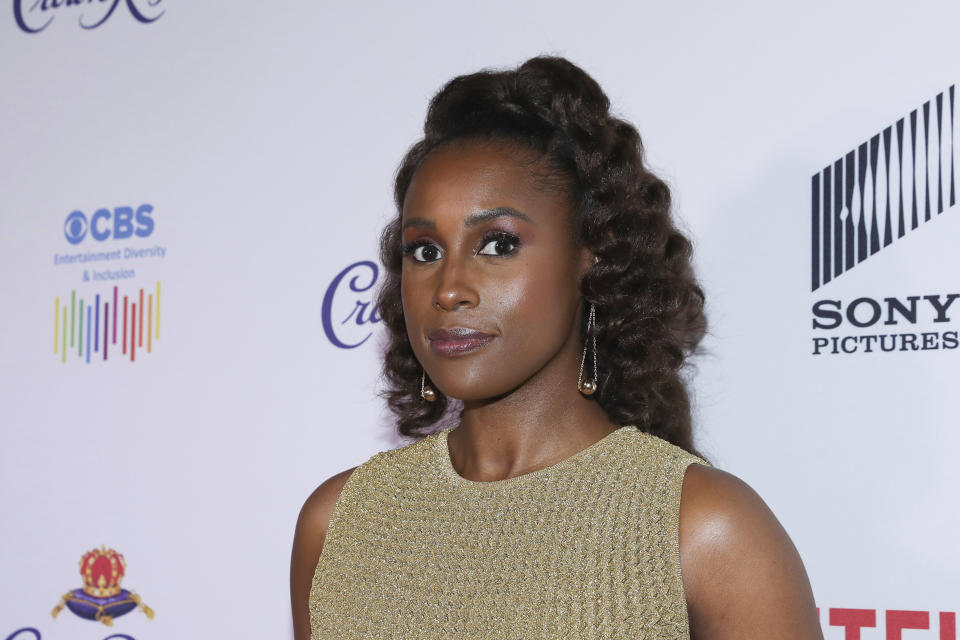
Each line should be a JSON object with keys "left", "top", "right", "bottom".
{"left": 291, "top": 56, "right": 822, "bottom": 639}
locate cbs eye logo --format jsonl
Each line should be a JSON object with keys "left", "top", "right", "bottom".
{"left": 63, "top": 204, "right": 155, "bottom": 245}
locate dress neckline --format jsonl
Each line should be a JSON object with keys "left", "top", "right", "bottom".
{"left": 437, "top": 425, "right": 633, "bottom": 488}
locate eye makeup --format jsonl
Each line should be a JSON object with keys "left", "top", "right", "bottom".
{"left": 401, "top": 238, "right": 435, "bottom": 257}
{"left": 477, "top": 229, "right": 521, "bottom": 255}
{"left": 401, "top": 229, "right": 522, "bottom": 262}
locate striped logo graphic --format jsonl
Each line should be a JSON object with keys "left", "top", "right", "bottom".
{"left": 811, "top": 86, "right": 956, "bottom": 291}
{"left": 53, "top": 282, "right": 161, "bottom": 363}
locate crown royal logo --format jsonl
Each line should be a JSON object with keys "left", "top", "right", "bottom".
{"left": 50, "top": 546, "right": 154, "bottom": 626}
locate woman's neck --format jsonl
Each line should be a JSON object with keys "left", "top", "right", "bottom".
{"left": 451, "top": 355, "right": 619, "bottom": 482}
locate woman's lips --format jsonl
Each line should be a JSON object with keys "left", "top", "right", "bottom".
{"left": 428, "top": 328, "right": 496, "bottom": 357}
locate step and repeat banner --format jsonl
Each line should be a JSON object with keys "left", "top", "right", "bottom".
{"left": 1, "top": 1, "right": 957, "bottom": 638}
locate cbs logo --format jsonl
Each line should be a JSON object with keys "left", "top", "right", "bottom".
{"left": 64, "top": 204, "right": 155, "bottom": 245}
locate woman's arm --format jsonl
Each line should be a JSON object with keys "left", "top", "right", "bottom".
{"left": 289, "top": 467, "right": 356, "bottom": 640}
{"left": 679, "top": 464, "right": 824, "bottom": 640}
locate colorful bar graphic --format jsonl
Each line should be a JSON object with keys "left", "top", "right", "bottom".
{"left": 53, "top": 281, "right": 162, "bottom": 364}
{"left": 104, "top": 302, "right": 109, "bottom": 361}
{"left": 94, "top": 294, "right": 100, "bottom": 353}
{"left": 131, "top": 303, "right": 137, "bottom": 363}
{"left": 148, "top": 294, "right": 153, "bottom": 353}
{"left": 78, "top": 298, "right": 83, "bottom": 357}
{"left": 112, "top": 285, "right": 118, "bottom": 344}
{"left": 86, "top": 305, "right": 91, "bottom": 364}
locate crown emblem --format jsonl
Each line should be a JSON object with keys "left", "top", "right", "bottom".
{"left": 80, "top": 546, "right": 126, "bottom": 598}
{"left": 51, "top": 545, "right": 154, "bottom": 626}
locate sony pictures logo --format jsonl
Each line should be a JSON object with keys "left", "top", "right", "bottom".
{"left": 15, "top": 0, "right": 164, "bottom": 34}
{"left": 809, "top": 85, "right": 957, "bottom": 356}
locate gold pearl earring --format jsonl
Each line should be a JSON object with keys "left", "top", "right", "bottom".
{"left": 577, "top": 302, "right": 598, "bottom": 395}
{"left": 421, "top": 370, "right": 437, "bottom": 402}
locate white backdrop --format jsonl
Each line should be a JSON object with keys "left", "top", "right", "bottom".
{"left": 1, "top": 1, "right": 957, "bottom": 638}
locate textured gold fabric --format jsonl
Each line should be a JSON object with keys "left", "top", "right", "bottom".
{"left": 309, "top": 425, "right": 712, "bottom": 639}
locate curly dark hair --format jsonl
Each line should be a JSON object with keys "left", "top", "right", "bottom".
{"left": 374, "top": 55, "right": 709, "bottom": 460}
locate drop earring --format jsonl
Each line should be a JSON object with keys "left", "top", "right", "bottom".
{"left": 577, "top": 302, "right": 598, "bottom": 396}
{"left": 421, "top": 369, "right": 437, "bottom": 402}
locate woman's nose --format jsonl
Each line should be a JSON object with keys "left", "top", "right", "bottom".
{"left": 433, "top": 257, "right": 479, "bottom": 311}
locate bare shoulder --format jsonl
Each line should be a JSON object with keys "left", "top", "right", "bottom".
{"left": 678, "top": 463, "right": 823, "bottom": 640}
{"left": 289, "top": 466, "right": 358, "bottom": 640}
{"left": 296, "top": 466, "right": 358, "bottom": 546}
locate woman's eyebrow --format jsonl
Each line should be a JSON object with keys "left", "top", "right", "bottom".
{"left": 401, "top": 217, "right": 435, "bottom": 231}
{"left": 401, "top": 207, "right": 535, "bottom": 231}
{"left": 464, "top": 207, "right": 535, "bottom": 228}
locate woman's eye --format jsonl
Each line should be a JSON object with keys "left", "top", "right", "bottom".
{"left": 477, "top": 234, "right": 520, "bottom": 256}
{"left": 412, "top": 244, "right": 441, "bottom": 262}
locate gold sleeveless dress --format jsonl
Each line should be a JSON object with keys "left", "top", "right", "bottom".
{"left": 308, "top": 425, "right": 711, "bottom": 639}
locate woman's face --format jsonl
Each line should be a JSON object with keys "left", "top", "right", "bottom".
{"left": 400, "top": 139, "right": 593, "bottom": 402}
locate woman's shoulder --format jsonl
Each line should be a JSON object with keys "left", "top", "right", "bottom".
{"left": 374, "top": 429, "right": 447, "bottom": 462}
{"left": 297, "top": 431, "right": 445, "bottom": 531}
{"left": 678, "top": 462, "right": 789, "bottom": 577}
{"left": 616, "top": 425, "right": 712, "bottom": 472}
{"left": 679, "top": 464, "right": 771, "bottom": 545}
{"left": 290, "top": 464, "right": 362, "bottom": 640}
{"left": 678, "top": 461, "right": 797, "bottom": 564}
{"left": 294, "top": 466, "right": 359, "bottom": 554}
{"left": 677, "top": 463, "right": 823, "bottom": 637}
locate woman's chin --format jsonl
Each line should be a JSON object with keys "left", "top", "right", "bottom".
{"left": 433, "top": 382, "right": 516, "bottom": 404}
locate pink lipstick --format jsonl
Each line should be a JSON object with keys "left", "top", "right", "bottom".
{"left": 428, "top": 327, "right": 496, "bottom": 357}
